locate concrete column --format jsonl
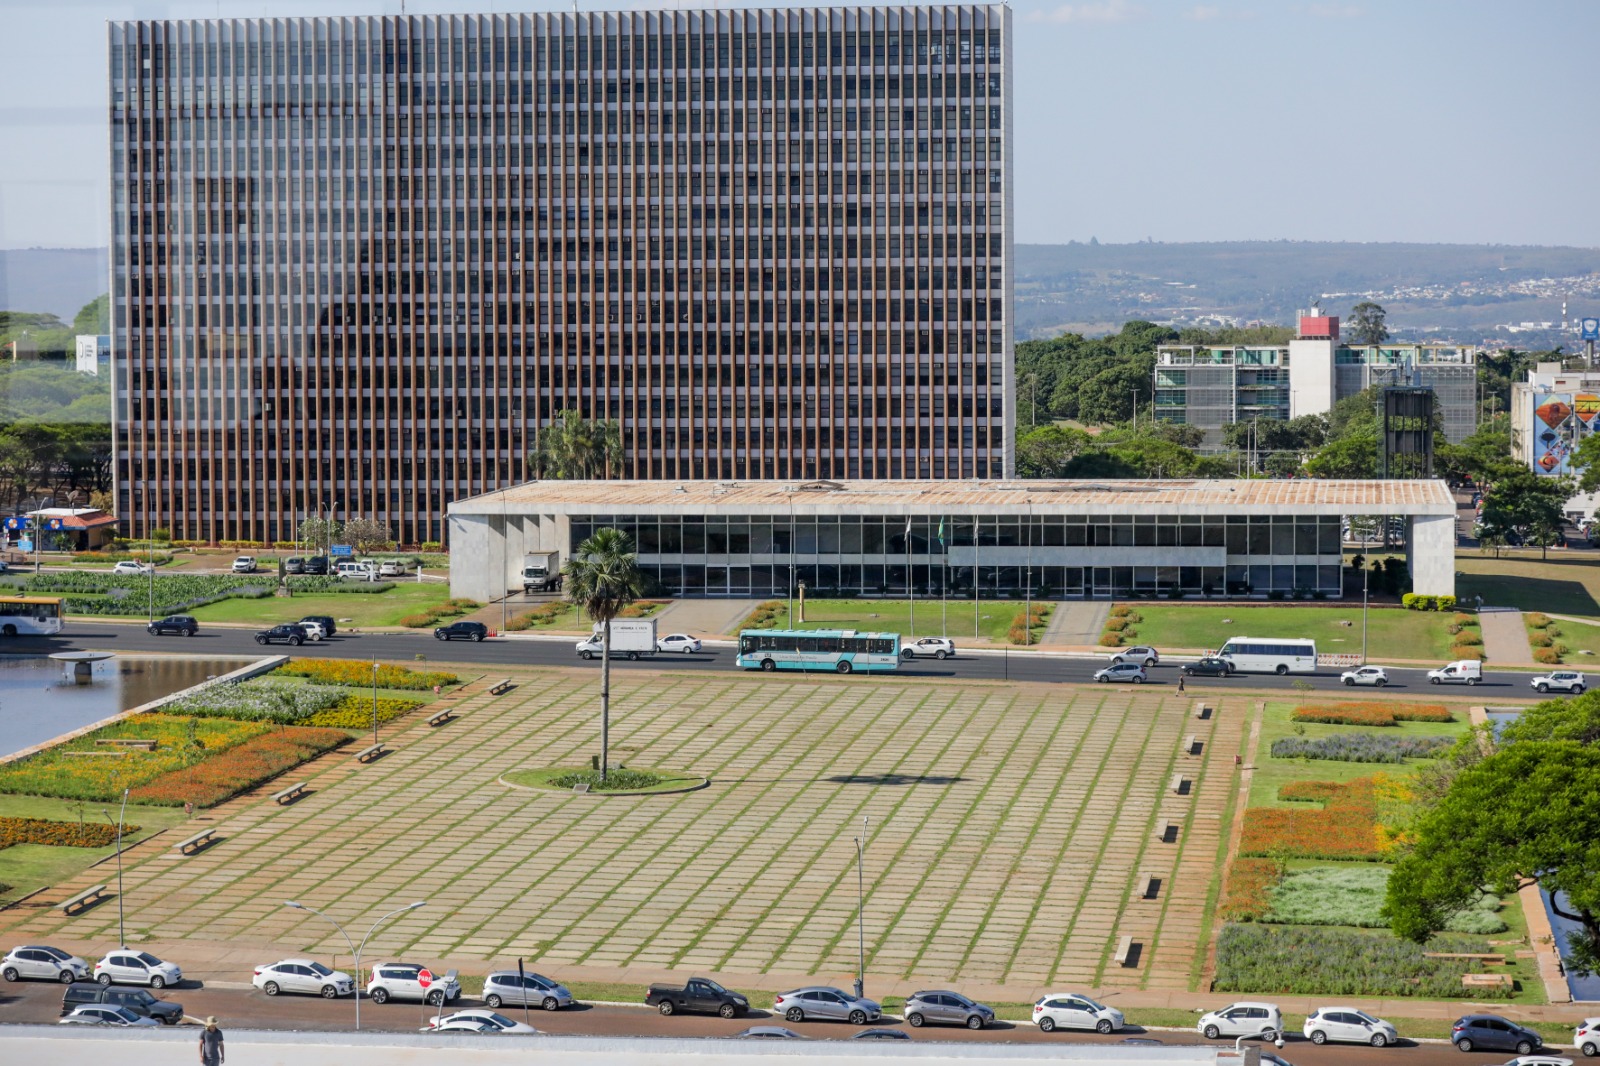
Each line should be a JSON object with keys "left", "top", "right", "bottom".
{"left": 447, "top": 514, "right": 497, "bottom": 602}
{"left": 1408, "top": 513, "right": 1456, "bottom": 598}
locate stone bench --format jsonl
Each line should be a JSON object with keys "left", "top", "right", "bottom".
{"left": 1193, "top": 703, "right": 1213, "bottom": 720}
{"left": 1160, "top": 823, "right": 1180, "bottom": 844}
{"left": 1140, "top": 872, "right": 1160, "bottom": 900}
{"left": 426, "top": 708, "right": 454, "bottom": 727}
{"left": 60, "top": 884, "right": 108, "bottom": 915}
{"left": 173, "top": 828, "right": 217, "bottom": 856}
{"left": 96, "top": 738, "right": 157, "bottom": 751}
{"left": 1462, "top": 973, "right": 1513, "bottom": 990}
{"left": 488, "top": 678, "right": 515, "bottom": 695}
{"left": 354, "top": 743, "right": 387, "bottom": 764}
{"left": 1113, "top": 935, "right": 1137, "bottom": 968}
{"left": 1182, "top": 734, "right": 1199, "bottom": 756}
{"left": 1171, "top": 773, "right": 1190, "bottom": 795}
{"left": 1427, "top": 952, "right": 1507, "bottom": 964}
{"left": 271, "top": 782, "right": 308, "bottom": 805}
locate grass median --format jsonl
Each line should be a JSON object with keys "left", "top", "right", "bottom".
{"left": 1116, "top": 605, "right": 1456, "bottom": 662}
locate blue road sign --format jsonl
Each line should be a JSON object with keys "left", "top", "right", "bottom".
{"left": 329, "top": 544, "right": 354, "bottom": 557}
{"left": 1582, "top": 318, "right": 1600, "bottom": 342}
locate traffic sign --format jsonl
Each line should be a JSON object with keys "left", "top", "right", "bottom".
{"left": 1584, "top": 318, "right": 1600, "bottom": 342}
{"left": 329, "top": 544, "right": 354, "bottom": 557}
{"left": 417, "top": 969, "right": 434, "bottom": 988}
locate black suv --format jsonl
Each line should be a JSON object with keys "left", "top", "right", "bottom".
{"left": 256, "top": 623, "right": 308, "bottom": 646}
{"left": 302, "top": 556, "right": 329, "bottom": 575}
{"left": 147, "top": 615, "right": 199, "bottom": 637}
{"left": 300, "top": 615, "right": 337, "bottom": 637}
{"left": 1451, "top": 1014, "right": 1542, "bottom": 1055}
{"left": 434, "top": 621, "right": 487, "bottom": 642}
{"left": 62, "top": 983, "right": 184, "bottom": 1025}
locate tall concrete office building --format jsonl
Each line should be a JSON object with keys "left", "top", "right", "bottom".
{"left": 110, "top": 5, "right": 1015, "bottom": 544}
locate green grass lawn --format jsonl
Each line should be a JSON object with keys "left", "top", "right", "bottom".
{"left": 1122, "top": 605, "right": 1456, "bottom": 662}
{"left": 0, "top": 795, "right": 190, "bottom": 904}
{"left": 747, "top": 597, "right": 1039, "bottom": 642}
{"left": 1458, "top": 552, "right": 1600, "bottom": 618}
{"left": 1535, "top": 616, "right": 1600, "bottom": 663}
{"left": 186, "top": 585, "right": 454, "bottom": 627}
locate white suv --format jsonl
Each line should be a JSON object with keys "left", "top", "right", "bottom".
{"left": 367, "top": 963, "right": 461, "bottom": 1006}
{"left": 1532, "top": 671, "right": 1586, "bottom": 695}
{"left": 110, "top": 560, "right": 150, "bottom": 576}
{"left": 901, "top": 637, "right": 956, "bottom": 660}
{"left": 1198, "top": 1001, "right": 1282, "bottom": 1040}
{"left": 1032, "top": 992, "right": 1124, "bottom": 1033}
{"left": 232, "top": 556, "right": 257, "bottom": 573}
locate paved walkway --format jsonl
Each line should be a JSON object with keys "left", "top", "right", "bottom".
{"left": 652, "top": 598, "right": 764, "bottom": 639}
{"left": 1479, "top": 607, "right": 1536, "bottom": 665}
{"left": 1039, "top": 602, "right": 1109, "bottom": 647}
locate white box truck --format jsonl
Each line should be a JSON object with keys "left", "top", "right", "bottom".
{"left": 1427, "top": 660, "right": 1482, "bottom": 685}
{"left": 521, "top": 551, "right": 562, "bottom": 593}
{"left": 576, "top": 618, "right": 657, "bottom": 661}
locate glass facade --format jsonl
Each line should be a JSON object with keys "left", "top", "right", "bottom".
{"left": 570, "top": 512, "right": 1344, "bottom": 598}
{"left": 110, "top": 5, "right": 1016, "bottom": 545}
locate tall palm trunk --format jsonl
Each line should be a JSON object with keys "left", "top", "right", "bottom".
{"left": 599, "top": 617, "right": 611, "bottom": 783}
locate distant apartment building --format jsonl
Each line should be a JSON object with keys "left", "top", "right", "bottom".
{"left": 109, "top": 5, "right": 1015, "bottom": 544}
{"left": 1154, "top": 311, "right": 1478, "bottom": 451}
{"left": 75, "top": 334, "right": 111, "bottom": 376}
{"left": 1511, "top": 363, "right": 1600, "bottom": 478}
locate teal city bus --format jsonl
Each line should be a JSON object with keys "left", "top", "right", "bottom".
{"left": 736, "top": 629, "right": 902, "bottom": 674}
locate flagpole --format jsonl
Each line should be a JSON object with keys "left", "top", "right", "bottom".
{"left": 940, "top": 515, "right": 947, "bottom": 638}
{"left": 974, "top": 514, "right": 981, "bottom": 641}
{"left": 906, "top": 515, "right": 914, "bottom": 641}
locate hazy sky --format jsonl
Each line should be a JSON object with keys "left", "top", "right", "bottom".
{"left": 2, "top": 0, "right": 1596, "bottom": 249}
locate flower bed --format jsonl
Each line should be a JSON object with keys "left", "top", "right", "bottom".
{"left": 0, "top": 816, "right": 138, "bottom": 850}
{"left": 1240, "top": 778, "right": 1386, "bottom": 860}
{"left": 549, "top": 768, "right": 666, "bottom": 792}
{"left": 163, "top": 679, "right": 421, "bottom": 728}
{"left": 0, "top": 716, "right": 271, "bottom": 801}
{"left": 399, "top": 598, "right": 481, "bottom": 628}
{"left": 23, "top": 571, "right": 395, "bottom": 616}
{"left": 1218, "top": 858, "right": 1281, "bottom": 922}
{"left": 1269, "top": 734, "right": 1453, "bottom": 763}
{"left": 1008, "top": 604, "right": 1049, "bottom": 645}
{"left": 1214, "top": 924, "right": 1512, "bottom": 998}
{"left": 1262, "top": 864, "right": 1506, "bottom": 934}
{"left": 1290, "top": 702, "right": 1454, "bottom": 727}
{"left": 129, "top": 727, "right": 350, "bottom": 807}
{"left": 1279, "top": 780, "right": 1348, "bottom": 802}
{"left": 273, "top": 660, "right": 458, "bottom": 690}
{"left": 301, "top": 696, "right": 421, "bottom": 729}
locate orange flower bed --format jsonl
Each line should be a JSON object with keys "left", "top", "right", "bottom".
{"left": 1291, "top": 702, "right": 1453, "bottom": 727}
{"left": 130, "top": 727, "right": 349, "bottom": 808}
{"left": 0, "top": 817, "right": 138, "bottom": 850}
{"left": 1240, "top": 777, "right": 1385, "bottom": 861}
{"left": 1219, "top": 858, "right": 1282, "bottom": 921}
{"left": 1278, "top": 780, "right": 1345, "bottom": 802}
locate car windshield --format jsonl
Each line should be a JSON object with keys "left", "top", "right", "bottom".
{"left": 112, "top": 1007, "right": 138, "bottom": 1021}
{"left": 309, "top": 962, "right": 333, "bottom": 976}
{"left": 486, "top": 1012, "right": 516, "bottom": 1027}
{"left": 1079, "top": 996, "right": 1107, "bottom": 1012}
{"left": 41, "top": 947, "right": 70, "bottom": 960}
{"left": 135, "top": 952, "right": 162, "bottom": 965}
{"left": 702, "top": 979, "right": 727, "bottom": 994}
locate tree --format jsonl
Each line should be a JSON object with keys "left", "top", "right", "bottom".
{"left": 342, "top": 517, "right": 393, "bottom": 554}
{"left": 1385, "top": 739, "right": 1600, "bottom": 976}
{"left": 1348, "top": 301, "right": 1390, "bottom": 345}
{"left": 529, "top": 409, "right": 624, "bottom": 480}
{"left": 1479, "top": 469, "right": 1568, "bottom": 559}
{"left": 296, "top": 516, "right": 341, "bottom": 555}
{"left": 1264, "top": 451, "right": 1303, "bottom": 478}
{"left": 1016, "top": 424, "right": 1093, "bottom": 478}
{"left": 72, "top": 294, "right": 110, "bottom": 335}
{"left": 562, "top": 527, "right": 644, "bottom": 784}
{"left": 1304, "top": 434, "right": 1378, "bottom": 479}
{"left": 1501, "top": 690, "right": 1600, "bottom": 746}
{"left": 1573, "top": 433, "right": 1600, "bottom": 494}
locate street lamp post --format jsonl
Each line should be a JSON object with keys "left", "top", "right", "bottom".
{"left": 101, "top": 787, "right": 130, "bottom": 947}
{"left": 371, "top": 660, "right": 380, "bottom": 749}
{"left": 854, "top": 815, "right": 869, "bottom": 999}
{"left": 284, "top": 900, "right": 426, "bottom": 1031}
{"left": 1362, "top": 524, "right": 1371, "bottom": 664}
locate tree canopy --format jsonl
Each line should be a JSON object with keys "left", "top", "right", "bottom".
{"left": 1347, "top": 301, "right": 1390, "bottom": 345}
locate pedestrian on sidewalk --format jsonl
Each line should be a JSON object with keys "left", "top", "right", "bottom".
{"left": 199, "top": 1016, "right": 224, "bottom": 1066}
{"left": 1177, "top": 674, "right": 1186, "bottom": 694}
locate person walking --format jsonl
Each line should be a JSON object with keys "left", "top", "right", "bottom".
{"left": 199, "top": 1016, "right": 224, "bottom": 1066}
{"left": 1176, "top": 674, "right": 1186, "bottom": 694}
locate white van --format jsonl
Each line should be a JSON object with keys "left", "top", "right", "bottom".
{"left": 1427, "top": 660, "right": 1482, "bottom": 685}
{"left": 335, "top": 561, "right": 376, "bottom": 582}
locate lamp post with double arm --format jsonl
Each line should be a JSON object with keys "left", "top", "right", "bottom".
{"left": 284, "top": 899, "right": 426, "bottom": 1031}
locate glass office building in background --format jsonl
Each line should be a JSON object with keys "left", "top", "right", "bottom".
{"left": 109, "top": 5, "right": 1015, "bottom": 544}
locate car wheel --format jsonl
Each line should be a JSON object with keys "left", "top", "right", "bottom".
{"left": 150, "top": 976, "right": 165, "bottom": 989}
{"left": 97, "top": 974, "right": 112, "bottom": 985}
{"left": 937, "top": 650, "right": 951, "bottom": 660}
{"left": 628, "top": 651, "right": 641, "bottom": 661}
{"left": 162, "top": 1013, "right": 179, "bottom": 1024}
{"left": 320, "top": 984, "right": 339, "bottom": 999}
{"left": 836, "top": 660, "right": 853, "bottom": 674}
{"left": 786, "top": 1007, "right": 804, "bottom": 1023}
{"left": 1204, "top": 1025, "right": 1221, "bottom": 1040}
{"left": 1516, "top": 1040, "right": 1535, "bottom": 1055}
{"left": 719, "top": 1003, "right": 739, "bottom": 1019}
{"left": 186, "top": 629, "right": 196, "bottom": 636}
{"left": 428, "top": 991, "right": 445, "bottom": 1006}
{"left": 371, "top": 988, "right": 389, "bottom": 1004}
{"left": 1577, "top": 686, "right": 1587, "bottom": 695}
{"left": 542, "top": 996, "right": 559, "bottom": 1011}
{"left": 263, "top": 981, "right": 280, "bottom": 996}
{"left": 1468, "top": 678, "right": 1480, "bottom": 686}
{"left": 1097, "top": 675, "right": 1107, "bottom": 683}
{"left": 58, "top": 970, "right": 75, "bottom": 984}
{"left": 289, "top": 636, "right": 302, "bottom": 646}
{"left": 255, "top": 635, "right": 268, "bottom": 645}
{"left": 1038, "top": 1017, "right": 1056, "bottom": 1033}
{"left": 473, "top": 632, "right": 484, "bottom": 642}
{"left": 479, "top": 993, "right": 501, "bottom": 1009}
{"left": 966, "top": 1014, "right": 984, "bottom": 1030}
{"left": 435, "top": 631, "right": 446, "bottom": 640}
{"left": 907, "top": 1012, "right": 924, "bottom": 1027}
{"left": 1582, "top": 1040, "right": 1598, "bottom": 1057}
{"left": 901, "top": 648, "right": 915, "bottom": 660}
{"left": 1310, "top": 1030, "right": 1325, "bottom": 1045}
{"left": 1145, "top": 658, "right": 1156, "bottom": 668}
{"left": 580, "top": 650, "right": 594, "bottom": 660}
{"left": 1131, "top": 676, "right": 1143, "bottom": 684}
{"left": 147, "top": 627, "right": 157, "bottom": 635}
{"left": 1096, "top": 1018, "right": 1114, "bottom": 1034}
{"left": 1, "top": 624, "right": 15, "bottom": 637}
{"left": 1275, "top": 664, "right": 1289, "bottom": 675}
{"left": 761, "top": 659, "right": 776, "bottom": 671}
{"left": 1538, "top": 683, "right": 1550, "bottom": 692}
{"left": 849, "top": 1010, "right": 867, "bottom": 1025}
{"left": 1455, "top": 1038, "right": 1472, "bottom": 1052}
{"left": 683, "top": 647, "right": 694, "bottom": 654}
{"left": 1, "top": 966, "right": 17, "bottom": 982}
{"left": 1344, "top": 678, "right": 1355, "bottom": 686}
{"left": 1430, "top": 676, "right": 1441, "bottom": 684}
{"left": 1377, "top": 679, "right": 1387, "bottom": 687}
{"left": 1370, "top": 1033, "right": 1388, "bottom": 1048}
{"left": 657, "top": 999, "right": 674, "bottom": 1015}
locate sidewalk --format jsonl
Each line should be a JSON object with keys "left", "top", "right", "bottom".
{"left": 1479, "top": 608, "right": 1536, "bottom": 666}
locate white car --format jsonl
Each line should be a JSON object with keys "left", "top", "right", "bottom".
{"left": 59, "top": 1005, "right": 159, "bottom": 1027}
{"left": 3, "top": 945, "right": 90, "bottom": 983}
{"left": 425, "top": 1009, "right": 539, "bottom": 1034}
{"left": 1303, "top": 1006, "right": 1398, "bottom": 1047}
{"left": 1491, "top": 1058, "right": 1574, "bottom": 1066}
{"left": 1532, "top": 671, "right": 1586, "bottom": 694}
{"left": 901, "top": 637, "right": 956, "bottom": 660}
{"left": 1198, "top": 1001, "right": 1282, "bottom": 1040}
{"left": 252, "top": 958, "right": 355, "bottom": 998}
{"left": 1339, "top": 665, "right": 1389, "bottom": 687}
{"left": 1110, "top": 645, "right": 1160, "bottom": 667}
{"left": 111, "top": 560, "right": 151, "bottom": 576}
{"left": 656, "top": 633, "right": 703, "bottom": 654}
{"left": 367, "top": 962, "right": 461, "bottom": 1005}
{"left": 1094, "top": 662, "right": 1147, "bottom": 684}
{"left": 1032, "top": 992, "right": 1125, "bottom": 1033}
{"left": 94, "top": 950, "right": 182, "bottom": 989}
{"left": 1574, "top": 1017, "right": 1600, "bottom": 1058}
{"left": 232, "top": 556, "right": 257, "bottom": 573}
{"left": 295, "top": 620, "right": 327, "bottom": 641}
{"left": 378, "top": 561, "right": 408, "bottom": 577}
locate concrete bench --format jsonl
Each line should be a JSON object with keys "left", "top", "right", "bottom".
{"left": 1140, "top": 872, "right": 1160, "bottom": 900}
{"left": 1113, "top": 935, "right": 1137, "bottom": 968}
{"left": 60, "top": 884, "right": 108, "bottom": 915}
{"left": 1462, "top": 973, "right": 1512, "bottom": 990}
{"left": 1160, "top": 823, "right": 1180, "bottom": 844}
{"left": 1427, "top": 952, "right": 1507, "bottom": 964}
{"left": 96, "top": 738, "right": 157, "bottom": 751}
{"left": 271, "top": 782, "right": 308, "bottom": 805}
{"left": 1193, "top": 703, "right": 1212, "bottom": 720}
{"left": 173, "top": 828, "right": 217, "bottom": 855}
{"left": 426, "top": 708, "right": 454, "bottom": 727}
{"left": 1182, "top": 734, "right": 1199, "bottom": 756}
{"left": 488, "top": 678, "right": 515, "bottom": 695}
{"left": 354, "top": 743, "right": 387, "bottom": 763}
{"left": 1171, "top": 773, "right": 1190, "bottom": 795}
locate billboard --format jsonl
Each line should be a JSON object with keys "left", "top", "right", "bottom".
{"left": 1532, "top": 391, "right": 1599, "bottom": 475}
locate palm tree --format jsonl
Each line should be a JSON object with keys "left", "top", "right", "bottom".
{"left": 563, "top": 527, "right": 644, "bottom": 783}
{"left": 530, "top": 410, "right": 625, "bottom": 480}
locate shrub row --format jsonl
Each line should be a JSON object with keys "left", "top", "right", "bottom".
{"left": 505, "top": 602, "right": 570, "bottom": 631}
{"left": 0, "top": 816, "right": 138, "bottom": 850}
{"left": 1008, "top": 604, "right": 1048, "bottom": 645}
{"left": 1449, "top": 644, "right": 1485, "bottom": 661}
{"left": 549, "top": 768, "right": 664, "bottom": 791}
{"left": 1278, "top": 780, "right": 1346, "bottom": 802}
{"left": 129, "top": 727, "right": 350, "bottom": 807}
{"left": 1218, "top": 858, "right": 1281, "bottom": 922}
{"left": 1401, "top": 593, "right": 1459, "bottom": 611}
{"left": 617, "top": 600, "right": 668, "bottom": 619}
{"left": 741, "top": 600, "right": 786, "bottom": 630}
{"left": 24, "top": 572, "right": 396, "bottom": 616}
{"left": 70, "top": 551, "right": 174, "bottom": 566}
{"left": 398, "top": 598, "right": 482, "bottom": 628}
{"left": 1291, "top": 702, "right": 1455, "bottom": 727}
{"left": 1534, "top": 647, "right": 1562, "bottom": 664}
{"left": 1214, "top": 924, "right": 1510, "bottom": 998}
{"left": 0, "top": 715, "right": 271, "bottom": 800}
{"left": 1240, "top": 778, "right": 1386, "bottom": 860}
{"left": 1453, "top": 612, "right": 1479, "bottom": 627}
{"left": 273, "top": 659, "right": 458, "bottom": 690}
{"left": 1527, "top": 612, "right": 1553, "bottom": 629}
{"left": 1270, "top": 733, "right": 1453, "bottom": 763}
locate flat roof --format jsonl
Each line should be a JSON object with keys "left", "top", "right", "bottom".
{"left": 451, "top": 478, "right": 1456, "bottom": 517}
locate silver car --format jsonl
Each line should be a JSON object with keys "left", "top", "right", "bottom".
{"left": 482, "top": 970, "right": 575, "bottom": 1011}
{"left": 60, "top": 1005, "right": 159, "bottom": 1027}
{"left": 1094, "top": 662, "right": 1147, "bottom": 684}
{"left": 3, "top": 945, "right": 89, "bottom": 983}
{"left": 1111, "top": 645, "right": 1160, "bottom": 667}
{"left": 903, "top": 989, "right": 995, "bottom": 1029}
{"left": 772, "top": 986, "right": 882, "bottom": 1025}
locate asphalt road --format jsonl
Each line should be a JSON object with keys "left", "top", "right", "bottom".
{"left": 0, "top": 978, "right": 1551, "bottom": 1065}
{"left": 7, "top": 622, "right": 1547, "bottom": 701}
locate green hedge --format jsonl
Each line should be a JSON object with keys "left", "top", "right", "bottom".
{"left": 1402, "top": 593, "right": 1458, "bottom": 612}
{"left": 24, "top": 572, "right": 396, "bottom": 616}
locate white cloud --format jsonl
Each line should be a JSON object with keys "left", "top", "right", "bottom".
{"left": 1026, "top": 0, "right": 1145, "bottom": 25}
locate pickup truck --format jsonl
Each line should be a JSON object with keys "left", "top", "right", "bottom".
{"left": 645, "top": 978, "right": 749, "bottom": 1018}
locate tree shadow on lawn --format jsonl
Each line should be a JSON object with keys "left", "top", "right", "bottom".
{"left": 823, "top": 773, "right": 967, "bottom": 786}
{"left": 1458, "top": 572, "right": 1600, "bottom": 616}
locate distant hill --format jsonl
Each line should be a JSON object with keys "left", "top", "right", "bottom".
{"left": 0, "top": 248, "right": 108, "bottom": 322}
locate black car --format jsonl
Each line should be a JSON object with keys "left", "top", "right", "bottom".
{"left": 1451, "top": 1014, "right": 1542, "bottom": 1055}
{"left": 61, "top": 983, "right": 183, "bottom": 1025}
{"left": 300, "top": 615, "right": 337, "bottom": 637}
{"left": 302, "top": 556, "right": 329, "bottom": 575}
{"left": 1183, "top": 657, "right": 1232, "bottom": 677}
{"left": 256, "top": 623, "right": 308, "bottom": 646}
{"left": 435, "top": 621, "right": 487, "bottom": 642}
{"left": 147, "top": 615, "right": 198, "bottom": 637}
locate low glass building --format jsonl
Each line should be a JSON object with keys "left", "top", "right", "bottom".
{"left": 448, "top": 478, "right": 1457, "bottom": 603}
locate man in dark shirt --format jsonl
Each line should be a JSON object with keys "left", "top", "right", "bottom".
{"left": 199, "top": 1016, "right": 224, "bottom": 1066}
